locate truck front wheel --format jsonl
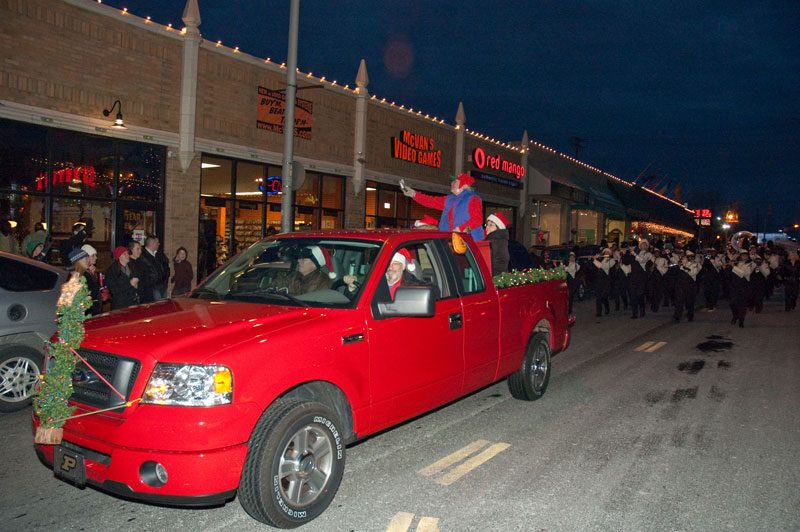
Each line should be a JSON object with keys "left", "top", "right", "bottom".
{"left": 239, "top": 398, "right": 345, "bottom": 528}
{"left": 508, "top": 333, "right": 551, "bottom": 401}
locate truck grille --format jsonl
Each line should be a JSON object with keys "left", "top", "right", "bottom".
{"left": 70, "top": 349, "right": 141, "bottom": 411}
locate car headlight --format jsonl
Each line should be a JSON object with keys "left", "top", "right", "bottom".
{"left": 143, "top": 364, "right": 232, "bottom": 406}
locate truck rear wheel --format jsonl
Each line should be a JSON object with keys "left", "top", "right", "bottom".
{"left": 508, "top": 333, "right": 550, "bottom": 401}
{"left": 239, "top": 398, "right": 345, "bottom": 528}
{"left": 0, "top": 345, "right": 44, "bottom": 412}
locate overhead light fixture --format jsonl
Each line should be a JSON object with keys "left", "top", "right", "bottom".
{"left": 102, "top": 99, "right": 127, "bottom": 129}
{"left": 201, "top": 162, "right": 221, "bottom": 169}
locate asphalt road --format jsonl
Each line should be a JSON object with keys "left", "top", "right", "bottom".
{"left": 1, "top": 292, "right": 798, "bottom": 532}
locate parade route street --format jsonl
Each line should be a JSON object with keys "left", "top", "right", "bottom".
{"left": 1, "top": 294, "right": 798, "bottom": 532}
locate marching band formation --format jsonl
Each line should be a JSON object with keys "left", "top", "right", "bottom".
{"left": 564, "top": 236, "right": 800, "bottom": 328}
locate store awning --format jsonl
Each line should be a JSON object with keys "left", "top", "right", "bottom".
{"left": 607, "top": 180, "right": 696, "bottom": 232}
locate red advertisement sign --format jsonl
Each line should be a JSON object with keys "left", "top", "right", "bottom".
{"left": 257, "top": 87, "right": 313, "bottom": 140}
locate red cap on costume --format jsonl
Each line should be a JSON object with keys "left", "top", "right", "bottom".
{"left": 452, "top": 173, "right": 475, "bottom": 188}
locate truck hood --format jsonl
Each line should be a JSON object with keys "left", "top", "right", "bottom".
{"left": 82, "top": 298, "right": 323, "bottom": 363}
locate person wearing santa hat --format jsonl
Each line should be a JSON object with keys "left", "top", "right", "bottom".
{"left": 413, "top": 215, "right": 439, "bottom": 229}
{"left": 485, "top": 212, "right": 510, "bottom": 276}
{"left": 400, "top": 173, "right": 484, "bottom": 241}
{"left": 383, "top": 248, "right": 419, "bottom": 300}
{"left": 272, "top": 245, "right": 335, "bottom": 295}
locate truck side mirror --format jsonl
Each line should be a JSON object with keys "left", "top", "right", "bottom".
{"left": 375, "top": 286, "right": 435, "bottom": 319}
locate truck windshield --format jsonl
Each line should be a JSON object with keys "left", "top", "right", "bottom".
{"left": 191, "top": 237, "right": 382, "bottom": 308}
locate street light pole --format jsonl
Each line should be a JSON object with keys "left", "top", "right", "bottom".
{"left": 280, "top": 0, "right": 300, "bottom": 233}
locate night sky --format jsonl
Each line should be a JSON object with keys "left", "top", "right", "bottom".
{"left": 104, "top": 1, "right": 800, "bottom": 228}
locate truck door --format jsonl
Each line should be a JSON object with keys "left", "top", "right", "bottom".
{"left": 444, "top": 239, "right": 501, "bottom": 394}
{"left": 366, "top": 240, "right": 464, "bottom": 433}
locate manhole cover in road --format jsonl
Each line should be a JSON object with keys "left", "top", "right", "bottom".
{"left": 696, "top": 336, "right": 734, "bottom": 352}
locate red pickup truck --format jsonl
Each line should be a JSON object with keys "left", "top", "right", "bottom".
{"left": 35, "top": 229, "right": 572, "bottom": 528}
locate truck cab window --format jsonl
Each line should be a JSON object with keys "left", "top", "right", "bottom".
{"left": 451, "top": 246, "right": 486, "bottom": 295}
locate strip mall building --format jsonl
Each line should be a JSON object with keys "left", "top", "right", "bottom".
{"left": 0, "top": 0, "right": 695, "bottom": 282}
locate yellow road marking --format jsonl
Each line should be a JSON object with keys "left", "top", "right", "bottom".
{"left": 645, "top": 341, "right": 667, "bottom": 352}
{"left": 416, "top": 517, "right": 440, "bottom": 532}
{"left": 386, "top": 512, "right": 415, "bottom": 532}
{"left": 417, "top": 439, "right": 489, "bottom": 477}
{"left": 386, "top": 512, "right": 440, "bottom": 532}
{"left": 635, "top": 341, "right": 654, "bottom": 351}
{"left": 434, "top": 442, "right": 511, "bottom": 486}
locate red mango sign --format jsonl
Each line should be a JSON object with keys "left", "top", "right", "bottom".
{"left": 472, "top": 147, "right": 524, "bottom": 179}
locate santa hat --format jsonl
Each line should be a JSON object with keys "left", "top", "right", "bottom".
{"left": 450, "top": 173, "right": 475, "bottom": 188}
{"left": 304, "top": 246, "right": 337, "bottom": 279}
{"left": 391, "top": 248, "right": 416, "bottom": 271}
{"left": 639, "top": 239, "right": 649, "bottom": 250}
{"left": 414, "top": 215, "right": 439, "bottom": 228}
{"left": 487, "top": 212, "right": 509, "bottom": 230}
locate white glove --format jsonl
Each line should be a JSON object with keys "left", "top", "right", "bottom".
{"left": 399, "top": 179, "right": 416, "bottom": 198}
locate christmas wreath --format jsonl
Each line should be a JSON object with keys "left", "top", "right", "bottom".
{"left": 493, "top": 265, "right": 567, "bottom": 289}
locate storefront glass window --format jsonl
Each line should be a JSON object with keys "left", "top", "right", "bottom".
{"left": 50, "top": 129, "right": 114, "bottom": 198}
{"left": 321, "top": 175, "right": 342, "bottom": 209}
{"left": 295, "top": 173, "right": 320, "bottom": 206}
{"left": 236, "top": 161, "right": 265, "bottom": 198}
{"left": 52, "top": 197, "right": 114, "bottom": 268}
{"left": 200, "top": 157, "right": 233, "bottom": 197}
{"left": 0, "top": 118, "right": 48, "bottom": 192}
{"left": 117, "top": 142, "right": 164, "bottom": 201}
{"left": 234, "top": 200, "right": 263, "bottom": 253}
{"left": 571, "top": 208, "right": 599, "bottom": 245}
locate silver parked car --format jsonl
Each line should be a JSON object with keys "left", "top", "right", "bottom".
{"left": 0, "top": 251, "right": 69, "bottom": 412}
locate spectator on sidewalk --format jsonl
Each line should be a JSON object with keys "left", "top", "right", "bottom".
{"left": 171, "top": 246, "right": 194, "bottom": 297}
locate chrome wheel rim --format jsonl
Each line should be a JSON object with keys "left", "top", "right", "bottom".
{"left": 277, "top": 424, "right": 334, "bottom": 507}
{"left": 530, "top": 344, "right": 549, "bottom": 391}
{"left": 0, "top": 356, "right": 40, "bottom": 403}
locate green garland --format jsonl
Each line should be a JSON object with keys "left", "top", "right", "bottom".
{"left": 34, "top": 273, "right": 92, "bottom": 429}
{"left": 493, "top": 265, "right": 567, "bottom": 289}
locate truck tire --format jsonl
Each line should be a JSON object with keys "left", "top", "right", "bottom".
{"left": 239, "top": 398, "right": 345, "bottom": 528}
{"left": 0, "top": 345, "right": 44, "bottom": 412}
{"left": 508, "top": 333, "right": 550, "bottom": 401}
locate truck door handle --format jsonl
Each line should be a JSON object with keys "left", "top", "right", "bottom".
{"left": 342, "top": 333, "right": 364, "bottom": 345}
{"left": 449, "top": 312, "right": 462, "bottom": 330}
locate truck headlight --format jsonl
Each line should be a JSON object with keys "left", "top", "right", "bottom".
{"left": 143, "top": 364, "right": 232, "bottom": 406}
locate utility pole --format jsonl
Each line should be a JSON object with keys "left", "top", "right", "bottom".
{"left": 280, "top": 0, "right": 300, "bottom": 233}
{"left": 571, "top": 137, "right": 586, "bottom": 159}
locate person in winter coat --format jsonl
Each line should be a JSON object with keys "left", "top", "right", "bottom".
{"left": 565, "top": 251, "right": 580, "bottom": 315}
{"left": 171, "top": 246, "right": 194, "bottom": 296}
{"left": 401, "top": 174, "right": 485, "bottom": 241}
{"left": 749, "top": 255, "right": 768, "bottom": 314}
{"left": 700, "top": 249, "right": 723, "bottom": 310}
{"left": 137, "top": 235, "right": 170, "bottom": 302}
{"left": 779, "top": 251, "right": 799, "bottom": 311}
{"left": 58, "top": 220, "right": 90, "bottom": 266}
{"left": 729, "top": 250, "right": 754, "bottom": 327}
{"left": 673, "top": 250, "right": 701, "bottom": 323}
{"left": 80, "top": 244, "right": 104, "bottom": 316}
{"left": 484, "top": 212, "right": 510, "bottom": 276}
{"left": 649, "top": 248, "right": 668, "bottom": 312}
{"left": 105, "top": 246, "right": 141, "bottom": 310}
{"left": 625, "top": 241, "right": 652, "bottom": 319}
{"left": 610, "top": 243, "right": 628, "bottom": 312}
{"left": 592, "top": 248, "right": 615, "bottom": 317}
